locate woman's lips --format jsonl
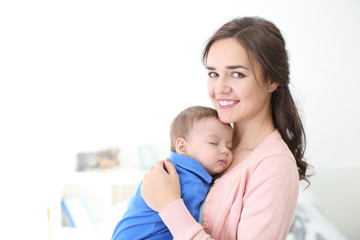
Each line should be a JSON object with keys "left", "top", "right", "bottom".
{"left": 218, "top": 99, "right": 240, "bottom": 109}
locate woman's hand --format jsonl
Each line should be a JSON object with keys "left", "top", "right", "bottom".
{"left": 141, "top": 159, "right": 181, "bottom": 212}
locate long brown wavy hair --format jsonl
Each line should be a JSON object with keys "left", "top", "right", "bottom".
{"left": 202, "top": 17, "right": 311, "bottom": 182}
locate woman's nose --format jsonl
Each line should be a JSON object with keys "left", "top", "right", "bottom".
{"left": 214, "top": 77, "right": 231, "bottom": 94}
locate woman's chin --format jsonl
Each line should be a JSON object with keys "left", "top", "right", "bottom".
{"left": 219, "top": 116, "right": 233, "bottom": 124}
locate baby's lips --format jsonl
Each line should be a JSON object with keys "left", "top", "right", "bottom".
{"left": 218, "top": 159, "right": 227, "bottom": 164}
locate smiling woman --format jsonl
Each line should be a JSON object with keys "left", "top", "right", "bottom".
{"left": 206, "top": 38, "right": 277, "bottom": 126}
{"left": 140, "top": 16, "right": 309, "bottom": 240}
{"left": 1, "top": 0, "right": 359, "bottom": 239}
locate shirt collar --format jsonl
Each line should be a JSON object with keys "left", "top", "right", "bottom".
{"left": 169, "top": 151, "right": 212, "bottom": 184}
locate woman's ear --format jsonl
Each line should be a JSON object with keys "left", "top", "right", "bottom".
{"left": 176, "top": 137, "right": 187, "bottom": 155}
{"left": 268, "top": 79, "right": 279, "bottom": 93}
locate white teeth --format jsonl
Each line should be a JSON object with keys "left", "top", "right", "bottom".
{"left": 219, "top": 100, "right": 237, "bottom": 106}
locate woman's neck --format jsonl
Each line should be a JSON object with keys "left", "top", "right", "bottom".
{"left": 232, "top": 114, "right": 276, "bottom": 152}
{"left": 221, "top": 120, "right": 276, "bottom": 175}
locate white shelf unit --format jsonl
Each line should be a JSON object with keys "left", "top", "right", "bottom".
{"left": 51, "top": 169, "right": 144, "bottom": 240}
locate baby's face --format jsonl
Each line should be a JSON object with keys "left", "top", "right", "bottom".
{"left": 185, "top": 117, "right": 233, "bottom": 175}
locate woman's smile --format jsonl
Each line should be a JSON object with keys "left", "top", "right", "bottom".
{"left": 218, "top": 99, "right": 240, "bottom": 109}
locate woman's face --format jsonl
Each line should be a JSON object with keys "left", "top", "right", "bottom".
{"left": 206, "top": 38, "right": 277, "bottom": 125}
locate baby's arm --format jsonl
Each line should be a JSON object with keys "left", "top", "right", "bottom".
{"left": 180, "top": 178, "right": 209, "bottom": 222}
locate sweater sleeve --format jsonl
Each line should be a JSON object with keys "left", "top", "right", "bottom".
{"left": 237, "top": 155, "right": 299, "bottom": 240}
{"left": 159, "top": 199, "right": 215, "bottom": 240}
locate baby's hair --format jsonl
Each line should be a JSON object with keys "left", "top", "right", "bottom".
{"left": 170, "top": 106, "right": 223, "bottom": 152}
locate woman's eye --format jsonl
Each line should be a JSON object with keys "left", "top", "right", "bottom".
{"left": 232, "top": 72, "right": 244, "bottom": 78}
{"left": 208, "top": 142, "right": 218, "bottom": 145}
{"left": 209, "top": 72, "right": 219, "bottom": 78}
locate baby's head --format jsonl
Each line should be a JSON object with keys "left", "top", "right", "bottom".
{"left": 170, "top": 106, "right": 233, "bottom": 175}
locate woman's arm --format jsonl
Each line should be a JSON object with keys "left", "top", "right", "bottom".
{"left": 141, "top": 159, "right": 215, "bottom": 239}
{"left": 159, "top": 199, "right": 215, "bottom": 240}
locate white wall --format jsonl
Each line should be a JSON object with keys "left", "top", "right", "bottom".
{"left": 1, "top": 0, "right": 359, "bottom": 239}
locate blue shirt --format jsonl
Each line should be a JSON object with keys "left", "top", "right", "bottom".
{"left": 111, "top": 151, "right": 212, "bottom": 240}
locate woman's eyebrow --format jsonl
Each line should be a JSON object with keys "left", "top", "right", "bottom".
{"left": 205, "top": 65, "right": 249, "bottom": 70}
{"left": 226, "top": 65, "right": 249, "bottom": 70}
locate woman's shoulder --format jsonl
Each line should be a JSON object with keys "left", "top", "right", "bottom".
{"left": 236, "top": 131, "right": 299, "bottom": 186}
{"left": 255, "top": 130, "right": 294, "bottom": 161}
{"left": 247, "top": 130, "right": 298, "bottom": 178}
{"left": 236, "top": 130, "right": 296, "bottom": 174}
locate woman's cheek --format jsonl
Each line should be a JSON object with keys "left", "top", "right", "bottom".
{"left": 207, "top": 84, "right": 216, "bottom": 100}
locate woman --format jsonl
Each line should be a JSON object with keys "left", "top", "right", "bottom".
{"left": 141, "top": 16, "right": 310, "bottom": 239}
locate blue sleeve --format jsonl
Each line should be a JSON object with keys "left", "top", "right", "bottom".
{"left": 180, "top": 179, "right": 210, "bottom": 222}
{"left": 111, "top": 185, "right": 170, "bottom": 240}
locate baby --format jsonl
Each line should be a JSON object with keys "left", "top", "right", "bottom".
{"left": 111, "top": 106, "right": 233, "bottom": 240}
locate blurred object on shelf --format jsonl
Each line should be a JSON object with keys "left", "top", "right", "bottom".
{"left": 76, "top": 148, "right": 120, "bottom": 172}
{"left": 47, "top": 207, "right": 50, "bottom": 240}
{"left": 138, "top": 145, "right": 157, "bottom": 170}
{"left": 61, "top": 196, "right": 96, "bottom": 228}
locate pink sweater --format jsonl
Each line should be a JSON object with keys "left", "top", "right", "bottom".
{"left": 159, "top": 130, "right": 299, "bottom": 240}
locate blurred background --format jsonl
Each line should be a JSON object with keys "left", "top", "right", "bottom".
{"left": 0, "top": 0, "right": 359, "bottom": 239}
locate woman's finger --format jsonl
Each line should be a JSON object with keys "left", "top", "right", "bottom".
{"left": 148, "top": 165, "right": 155, "bottom": 172}
{"left": 163, "top": 159, "right": 177, "bottom": 175}
{"left": 153, "top": 160, "right": 165, "bottom": 171}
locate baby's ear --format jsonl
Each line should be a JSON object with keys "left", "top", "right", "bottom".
{"left": 176, "top": 137, "right": 187, "bottom": 155}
